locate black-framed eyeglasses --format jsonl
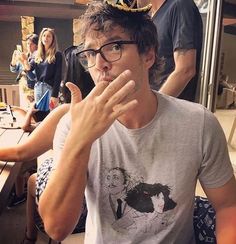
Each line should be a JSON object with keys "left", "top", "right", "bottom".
{"left": 77, "top": 40, "right": 137, "bottom": 69}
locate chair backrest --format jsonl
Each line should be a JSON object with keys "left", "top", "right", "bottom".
{"left": 0, "top": 85, "right": 20, "bottom": 106}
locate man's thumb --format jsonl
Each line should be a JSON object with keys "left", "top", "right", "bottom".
{"left": 66, "top": 82, "right": 82, "bottom": 104}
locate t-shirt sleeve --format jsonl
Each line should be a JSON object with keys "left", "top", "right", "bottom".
{"left": 51, "top": 113, "right": 71, "bottom": 170}
{"left": 198, "top": 108, "right": 234, "bottom": 188}
{"left": 171, "top": 1, "right": 197, "bottom": 51}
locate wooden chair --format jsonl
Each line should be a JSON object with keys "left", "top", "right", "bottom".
{"left": 0, "top": 84, "right": 20, "bottom": 106}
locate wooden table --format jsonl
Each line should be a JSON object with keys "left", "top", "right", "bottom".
{"left": 0, "top": 127, "right": 31, "bottom": 214}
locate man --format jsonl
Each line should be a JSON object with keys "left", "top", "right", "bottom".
{"left": 139, "top": 0, "right": 203, "bottom": 102}
{"left": 39, "top": 1, "right": 236, "bottom": 243}
{"left": 10, "top": 34, "right": 38, "bottom": 107}
{"left": 105, "top": 167, "right": 130, "bottom": 220}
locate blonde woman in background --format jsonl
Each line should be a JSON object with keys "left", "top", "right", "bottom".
{"left": 22, "top": 28, "right": 62, "bottom": 109}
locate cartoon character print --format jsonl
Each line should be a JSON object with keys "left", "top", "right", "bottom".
{"left": 102, "top": 167, "right": 177, "bottom": 235}
{"left": 124, "top": 182, "right": 177, "bottom": 234}
{"left": 102, "top": 167, "right": 142, "bottom": 220}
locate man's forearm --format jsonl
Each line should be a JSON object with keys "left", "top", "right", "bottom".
{"left": 39, "top": 131, "right": 91, "bottom": 241}
{"left": 160, "top": 48, "right": 196, "bottom": 97}
{"left": 216, "top": 206, "right": 236, "bottom": 244}
{"left": 159, "top": 69, "right": 194, "bottom": 97}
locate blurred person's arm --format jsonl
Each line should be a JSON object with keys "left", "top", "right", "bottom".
{"left": 19, "top": 53, "right": 37, "bottom": 82}
{"left": 159, "top": 49, "right": 196, "bottom": 97}
{"left": 10, "top": 50, "right": 21, "bottom": 73}
{"left": 20, "top": 103, "right": 38, "bottom": 132}
{"left": 0, "top": 104, "right": 70, "bottom": 162}
{"left": 19, "top": 52, "right": 32, "bottom": 71}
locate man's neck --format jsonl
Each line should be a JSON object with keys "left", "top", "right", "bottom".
{"left": 151, "top": 0, "right": 166, "bottom": 16}
{"left": 118, "top": 88, "right": 158, "bottom": 129}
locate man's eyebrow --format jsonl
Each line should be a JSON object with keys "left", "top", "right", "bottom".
{"left": 84, "top": 36, "right": 126, "bottom": 49}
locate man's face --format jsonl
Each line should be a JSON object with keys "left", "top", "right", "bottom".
{"left": 83, "top": 26, "right": 151, "bottom": 91}
{"left": 106, "top": 169, "right": 126, "bottom": 195}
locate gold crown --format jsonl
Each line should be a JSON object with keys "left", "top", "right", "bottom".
{"left": 105, "top": 0, "right": 152, "bottom": 13}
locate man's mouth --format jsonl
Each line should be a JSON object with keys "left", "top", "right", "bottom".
{"left": 97, "top": 77, "right": 114, "bottom": 84}
{"left": 96, "top": 72, "right": 116, "bottom": 83}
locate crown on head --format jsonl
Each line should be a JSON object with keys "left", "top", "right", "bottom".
{"left": 105, "top": 0, "right": 152, "bottom": 13}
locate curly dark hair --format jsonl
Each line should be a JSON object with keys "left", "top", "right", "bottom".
{"left": 61, "top": 45, "right": 94, "bottom": 102}
{"left": 78, "top": 1, "right": 162, "bottom": 83}
{"left": 125, "top": 182, "right": 177, "bottom": 213}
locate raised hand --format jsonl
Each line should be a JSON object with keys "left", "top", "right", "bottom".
{"left": 11, "top": 50, "right": 21, "bottom": 66}
{"left": 66, "top": 69, "right": 138, "bottom": 146}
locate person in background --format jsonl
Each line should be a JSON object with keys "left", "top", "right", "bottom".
{"left": 6, "top": 104, "right": 50, "bottom": 208}
{"left": 138, "top": 0, "right": 203, "bottom": 102}
{"left": 12, "top": 104, "right": 50, "bottom": 133}
{"left": 21, "top": 28, "right": 63, "bottom": 109}
{"left": 58, "top": 45, "right": 94, "bottom": 104}
{"left": 39, "top": 1, "right": 236, "bottom": 243}
{"left": 0, "top": 105, "right": 68, "bottom": 214}
{"left": 1, "top": 46, "right": 93, "bottom": 243}
{"left": 10, "top": 34, "right": 38, "bottom": 108}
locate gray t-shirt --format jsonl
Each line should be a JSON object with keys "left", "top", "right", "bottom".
{"left": 53, "top": 92, "right": 233, "bottom": 244}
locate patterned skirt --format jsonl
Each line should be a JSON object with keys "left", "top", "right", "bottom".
{"left": 35, "top": 158, "right": 87, "bottom": 234}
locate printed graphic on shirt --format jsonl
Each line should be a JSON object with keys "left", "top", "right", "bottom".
{"left": 102, "top": 167, "right": 177, "bottom": 234}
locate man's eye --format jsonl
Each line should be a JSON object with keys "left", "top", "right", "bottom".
{"left": 86, "top": 51, "right": 96, "bottom": 58}
{"left": 111, "top": 44, "right": 121, "bottom": 52}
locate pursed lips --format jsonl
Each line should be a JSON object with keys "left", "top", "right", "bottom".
{"left": 97, "top": 76, "right": 114, "bottom": 84}
{"left": 96, "top": 72, "right": 116, "bottom": 84}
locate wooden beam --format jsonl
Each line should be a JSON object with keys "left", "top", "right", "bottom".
{"left": 0, "top": 1, "right": 86, "bottom": 19}
{"left": 75, "top": 0, "right": 90, "bottom": 4}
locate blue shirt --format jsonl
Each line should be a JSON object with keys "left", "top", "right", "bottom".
{"left": 28, "top": 51, "right": 63, "bottom": 98}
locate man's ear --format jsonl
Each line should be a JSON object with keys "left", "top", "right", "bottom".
{"left": 144, "top": 48, "right": 155, "bottom": 69}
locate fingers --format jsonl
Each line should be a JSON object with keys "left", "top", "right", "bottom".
{"left": 88, "top": 81, "right": 109, "bottom": 98}
{"left": 112, "top": 99, "right": 138, "bottom": 118}
{"left": 89, "top": 70, "right": 132, "bottom": 101}
{"left": 88, "top": 70, "right": 136, "bottom": 117}
{"left": 105, "top": 79, "right": 135, "bottom": 110}
{"left": 66, "top": 82, "right": 82, "bottom": 105}
{"left": 100, "top": 70, "right": 132, "bottom": 103}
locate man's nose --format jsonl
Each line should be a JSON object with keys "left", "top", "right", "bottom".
{"left": 94, "top": 52, "right": 111, "bottom": 71}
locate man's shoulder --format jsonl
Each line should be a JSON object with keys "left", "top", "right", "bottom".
{"left": 165, "top": 0, "right": 197, "bottom": 12}
{"left": 154, "top": 0, "right": 190, "bottom": 21}
{"left": 156, "top": 91, "right": 207, "bottom": 115}
{"left": 163, "top": 0, "right": 182, "bottom": 10}
{"left": 157, "top": 93, "right": 219, "bottom": 132}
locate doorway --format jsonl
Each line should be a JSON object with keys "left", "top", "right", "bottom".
{"left": 196, "top": 0, "right": 236, "bottom": 166}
